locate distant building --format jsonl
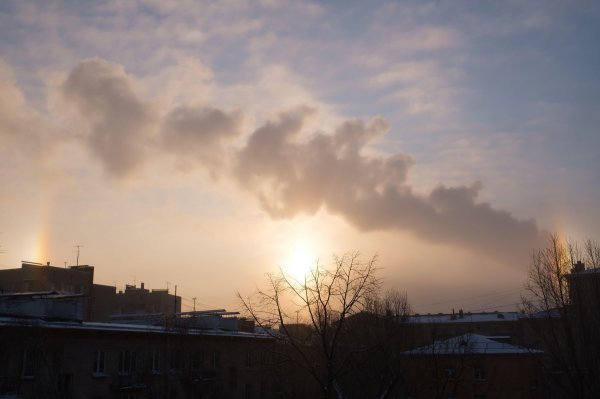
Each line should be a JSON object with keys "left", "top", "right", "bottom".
{"left": 403, "top": 333, "right": 543, "bottom": 399}
{"left": 566, "top": 260, "right": 600, "bottom": 309}
{"left": 0, "top": 261, "right": 97, "bottom": 320}
{"left": 406, "top": 311, "right": 525, "bottom": 347}
{"left": 0, "top": 262, "right": 182, "bottom": 323}
{"left": 113, "top": 283, "right": 181, "bottom": 320}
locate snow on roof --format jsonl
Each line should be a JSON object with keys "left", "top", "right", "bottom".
{"left": 406, "top": 334, "right": 542, "bottom": 355}
{"left": 569, "top": 267, "right": 600, "bottom": 275}
{"left": 0, "top": 316, "right": 272, "bottom": 340}
{"left": 408, "top": 311, "right": 519, "bottom": 324}
{"left": 0, "top": 291, "right": 84, "bottom": 299}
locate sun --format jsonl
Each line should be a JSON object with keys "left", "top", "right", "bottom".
{"left": 284, "top": 241, "right": 315, "bottom": 282}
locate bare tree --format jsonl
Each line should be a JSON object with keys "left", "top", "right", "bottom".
{"left": 238, "top": 252, "right": 381, "bottom": 399}
{"left": 522, "top": 234, "right": 600, "bottom": 399}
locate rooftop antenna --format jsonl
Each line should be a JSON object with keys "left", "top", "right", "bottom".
{"left": 174, "top": 285, "right": 178, "bottom": 314}
{"left": 74, "top": 244, "right": 84, "bottom": 266}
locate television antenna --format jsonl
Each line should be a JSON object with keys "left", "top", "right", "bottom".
{"left": 74, "top": 244, "right": 84, "bottom": 265}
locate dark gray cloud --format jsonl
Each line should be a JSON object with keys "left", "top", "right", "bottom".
{"left": 62, "top": 59, "right": 155, "bottom": 177}
{"left": 61, "top": 59, "right": 244, "bottom": 178}
{"left": 234, "top": 108, "right": 543, "bottom": 265}
{"left": 162, "top": 105, "right": 243, "bottom": 171}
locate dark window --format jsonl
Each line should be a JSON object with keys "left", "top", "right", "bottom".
{"left": 93, "top": 350, "right": 106, "bottom": 374}
{"left": 58, "top": 374, "right": 72, "bottom": 397}
{"left": 170, "top": 351, "right": 181, "bottom": 372}
{"left": 444, "top": 367, "right": 456, "bottom": 380}
{"left": 212, "top": 351, "right": 220, "bottom": 368}
{"left": 474, "top": 366, "right": 485, "bottom": 381}
{"left": 152, "top": 350, "right": 161, "bottom": 373}
{"left": 21, "top": 349, "right": 35, "bottom": 378}
{"left": 229, "top": 366, "right": 238, "bottom": 390}
{"left": 119, "top": 351, "right": 136, "bottom": 374}
{"left": 191, "top": 351, "right": 203, "bottom": 370}
{"left": 245, "top": 383, "right": 253, "bottom": 399}
{"left": 260, "top": 380, "right": 268, "bottom": 398}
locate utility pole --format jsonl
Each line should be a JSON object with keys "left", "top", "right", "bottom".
{"left": 192, "top": 297, "right": 197, "bottom": 312}
{"left": 74, "top": 245, "right": 83, "bottom": 266}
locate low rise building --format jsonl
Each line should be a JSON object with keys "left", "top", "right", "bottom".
{"left": 0, "top": 262, "right": 181, "bottom": 322}
{"left": 0, "top": 314, "right": 275, "bottom": 399}
{"left": 113, "top": 283, "right": 180, "bottom": 319}
{"left": 403, "top": 333, "right": 543, "bottom": 399}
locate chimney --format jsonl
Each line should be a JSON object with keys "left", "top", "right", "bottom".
{"left": 46, "top": 261, "right": 50, "bottom": 266}
{"left": 572, "top": 261, "right": 585, "bottom": 273}
{"left": 141, "top": 282, "right": 145, "bottom": 290}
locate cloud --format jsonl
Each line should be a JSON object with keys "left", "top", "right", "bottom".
{"left": 161, "top": 105, "right": 243, "bottom": 172}
{"left": 61, "top": 58, "right": 156, "bottom": 178}
{"left": 0, "top": 60, "right": 55, "bottom": 157}
{"left": 56, "top": 58, "right": 542, "bottom": 265}
{"left": 233, "top": 108, "right": 542, "bottom": 265}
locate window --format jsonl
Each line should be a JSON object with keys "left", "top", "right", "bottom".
{"left": 119, "top": 351, "right": 136, "bottom": 374}
{"left": 191, "top": 351, "right": 203, "bottom": 370}
{"left": 93, "top": 350, "right": 106, "bottom": 375}
{"left": 474, "top": 366, "right": 486, "bottom": 382}
{"left": 246, "top": 350, "right": 254, "bottom": 367}
{"left": 245, "top": 383, "right": 253, "bottom": 399}
{"left": 444, "top": 367, "right": 456, "bottom": 380}
{"left": 152, "top": 350, "right": 161, "bottom": 374}
{"left": 21, "top": 349, "right": 35, "bottom": 378}
{"left": 212, "top": 351, "right": 220, "bottom": 368}
{"left": 57, "top": 374, "right": 72, "bottom": 397}
{"left": 169, "top": 352, "right": 180, "bottom": 372}
{"left": 229, "top": 366, "right": 238, "bottom": 390}
{"left": 260, "top": 380, "right": 268, "bottom": 399}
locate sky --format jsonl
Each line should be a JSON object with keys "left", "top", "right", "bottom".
{"left": 1, "top": 0, "right": 599, "bottom": 314}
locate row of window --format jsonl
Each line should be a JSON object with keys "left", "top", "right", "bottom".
{"left": 443, "top": 366, "right": 486, "bottom": 381}
{"left": 93, "top": 350, "right": 223, "bottom": 375}
{"left": 21, "top": 348, "right": 268, "bottom": 379}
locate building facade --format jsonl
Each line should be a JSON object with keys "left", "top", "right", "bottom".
{"left": 0, "top": 317, "right": 275, "bottom": 399}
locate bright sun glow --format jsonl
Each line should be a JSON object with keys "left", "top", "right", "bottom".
{"left": 285, "top": 241, "right": 315, "bottom": 282}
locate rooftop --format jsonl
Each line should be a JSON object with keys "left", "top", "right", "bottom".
{"left": 406, "top": 333, "right": 542, "bottom": 355}
{"left": 0, "top": 316, "right": 271, "bottom": 340}
{"left": 408, "top": 311, "right": 519, "bottom": 324}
